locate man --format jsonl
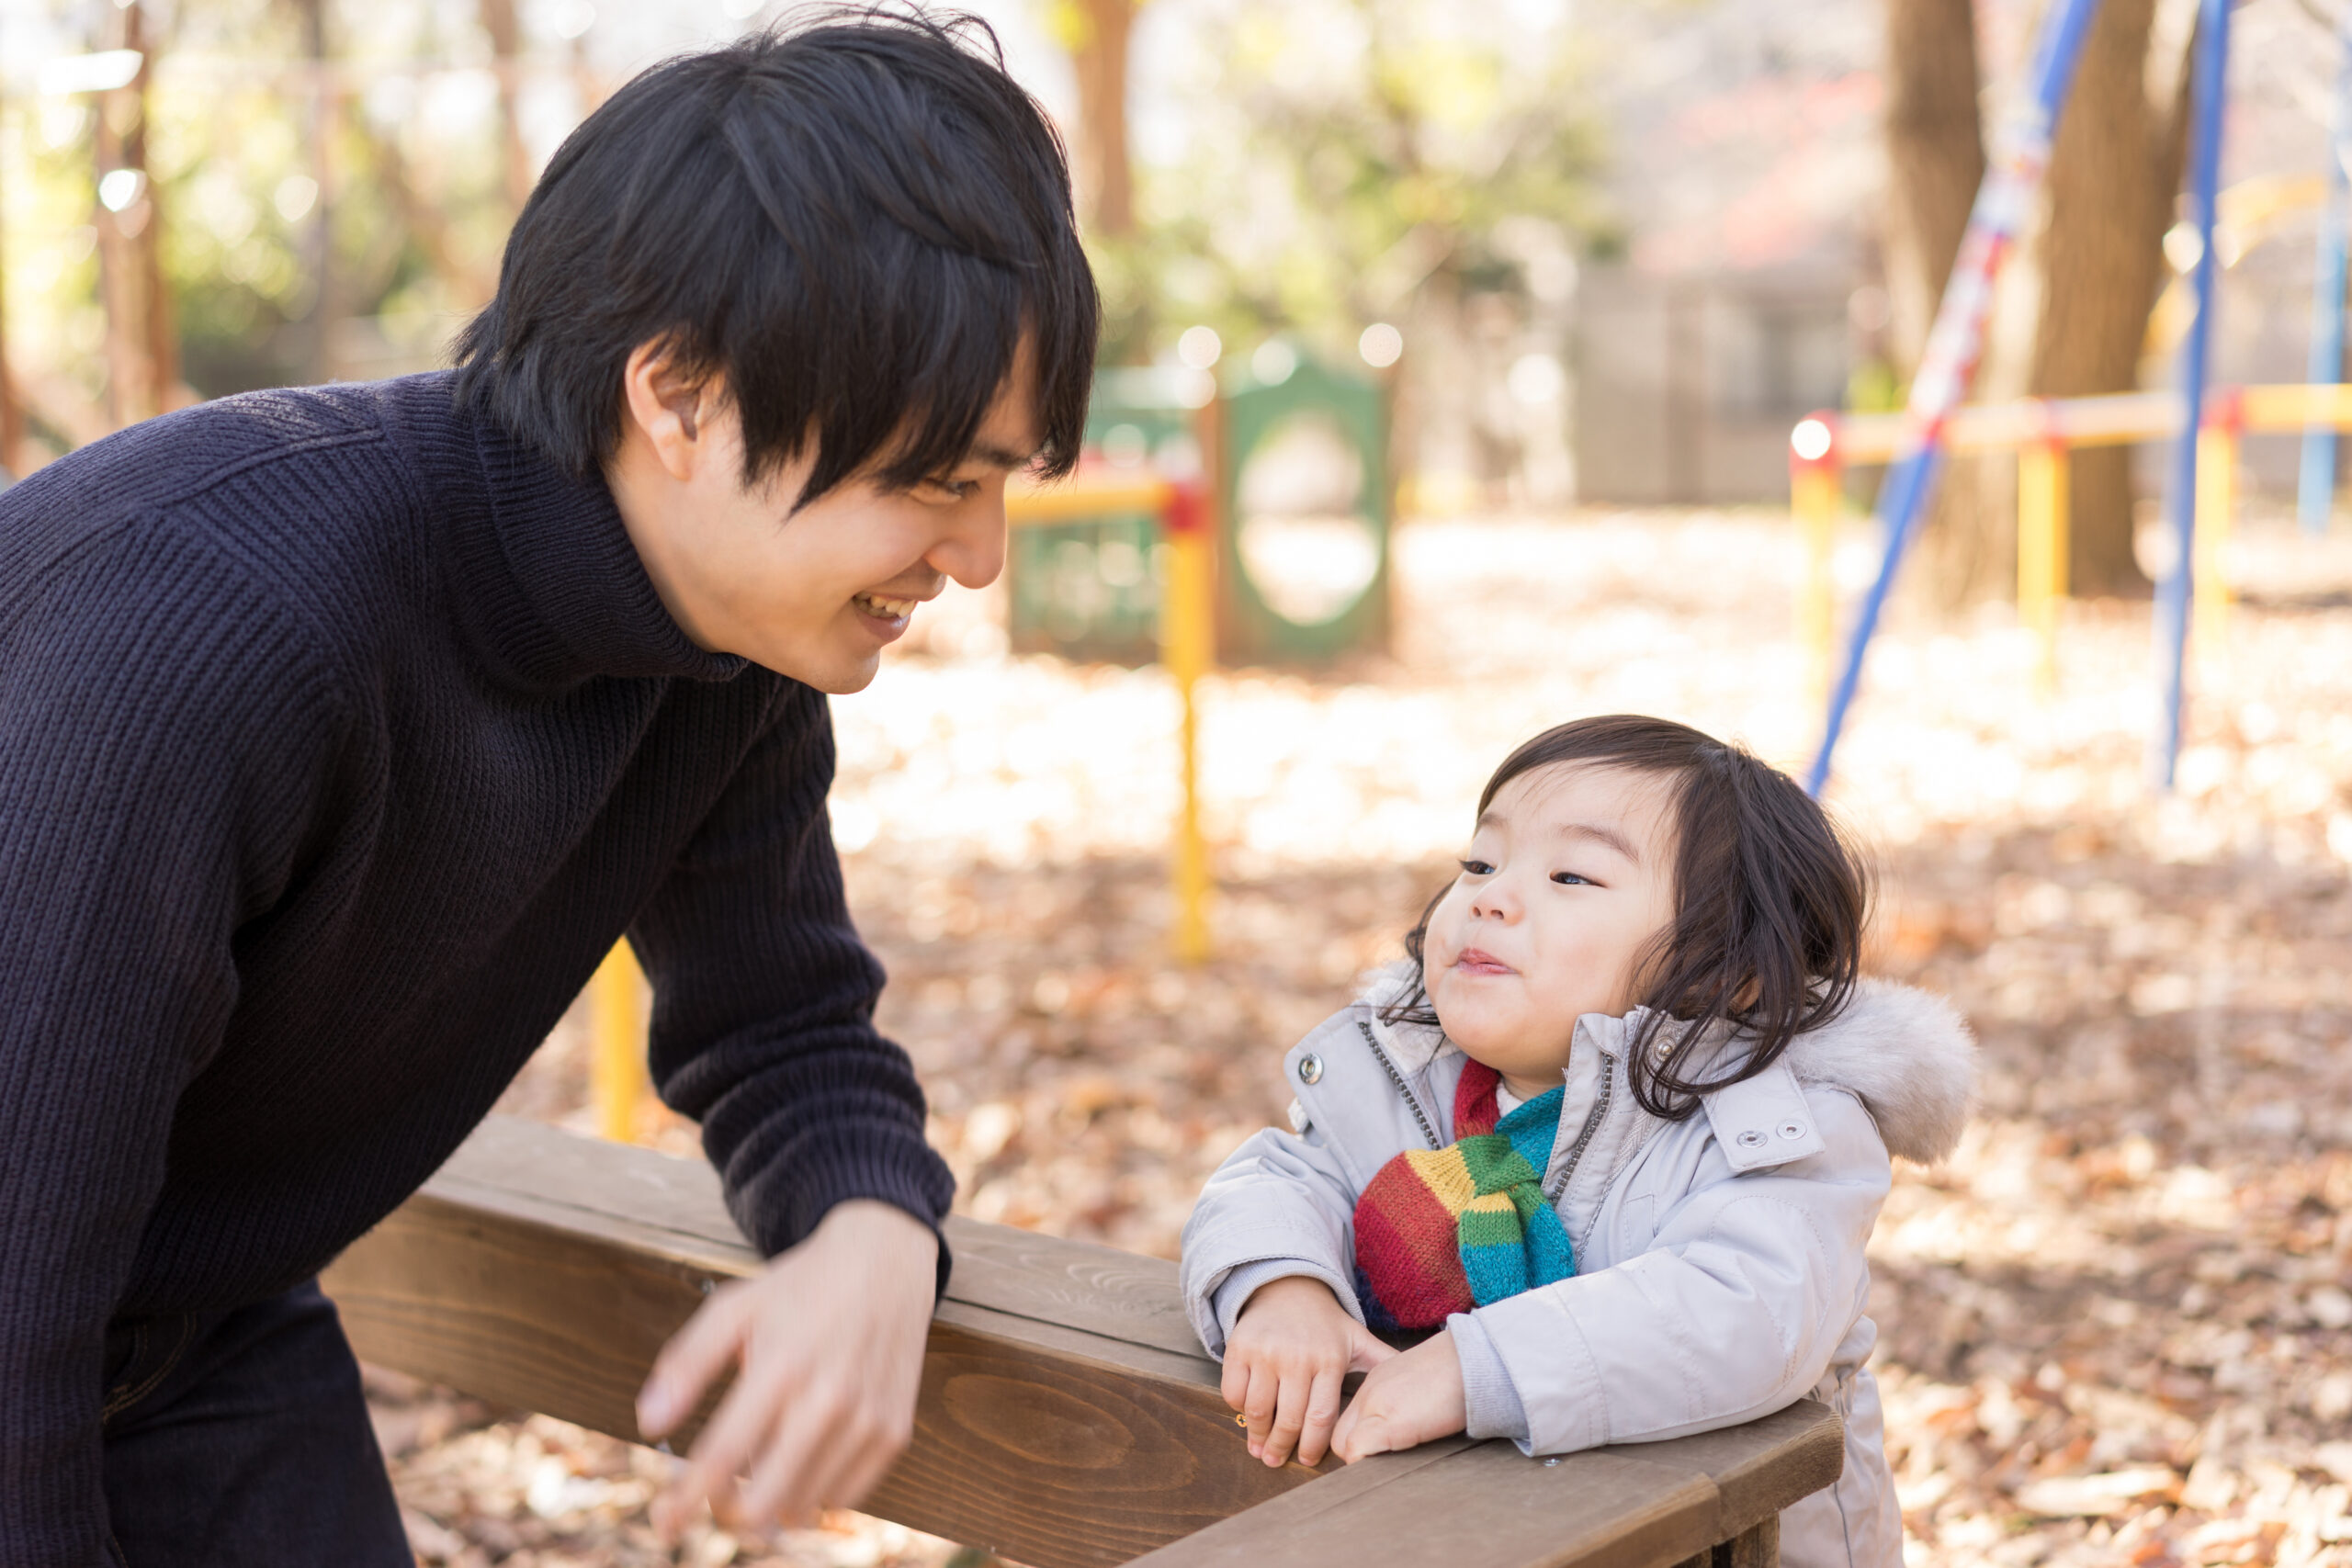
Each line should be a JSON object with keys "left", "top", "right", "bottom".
{"left": 0, "top": 11, "right": 1098, "bottom": 1562}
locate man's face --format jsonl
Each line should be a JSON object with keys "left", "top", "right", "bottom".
{"left": 611, "top": 346, "right": 1043, "bottom": 694}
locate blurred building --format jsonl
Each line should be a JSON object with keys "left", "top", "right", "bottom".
{"left": 1568, "top": 0, "right": 1881, "bottom": 505}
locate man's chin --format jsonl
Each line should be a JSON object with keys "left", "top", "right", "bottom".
{"left": 747, "top": 642, "right": 881, "bottom": 694}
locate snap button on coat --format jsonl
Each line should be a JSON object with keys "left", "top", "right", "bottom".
{"left": 1736, "top": 1129, "right": 1768, "bottom": 1148}
{"left": 1298, "top": 1053, "right": 1323, "bottom": 1085}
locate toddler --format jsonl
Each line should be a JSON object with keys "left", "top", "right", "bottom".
{"left": 1179, "top": 716, "right": 1975, "bottom": 1568}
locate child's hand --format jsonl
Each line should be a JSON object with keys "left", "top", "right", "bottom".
{"left": 1223, "top": 1276, "right": 1397, "bottom": 1468}
{"left": 1329, "top": 1327, "right": 1467, "bottom": 1463}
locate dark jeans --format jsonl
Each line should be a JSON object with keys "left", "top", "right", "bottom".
{"left": 99, "top": 1280, "right": 410, "bottom": 1568}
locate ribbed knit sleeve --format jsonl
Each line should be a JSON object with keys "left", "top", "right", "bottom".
{"left": 0, "top": 520, "right": 342, "bottom": 1568}
{"left": 630, "top": 682, "right": 955, "bottom": 1284}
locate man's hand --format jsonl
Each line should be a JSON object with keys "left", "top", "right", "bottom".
{"left": 637, "top": 1199, "right": 937, "bottom": 1537}
{"left": 1222, "top": 1276, "right": 1396, "bottom": 1469}
{"left": 1329, "top": 1327, "right": 1466, "bottom": 1463}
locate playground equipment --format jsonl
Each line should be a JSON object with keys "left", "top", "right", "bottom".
{"left": 2305, "top": 5, "right": 2352, "bottom": 537}
{"left": 1008, "top": 351, "right": 1392, "bottom": 668}
{"left": 325, "top": 1112, "right": 1841, "bottom": 1567}
{"left": 1790, "top": 384, "right": 2352, "bottom": 695}
{"left": 1801, "top": 0, "right": 2104, "bottom": 797}
{"left": 1802, "top": 0, "right": 2337, "bottom": 795}
{"left": 591, "top": 461, "right": 1216, "bottom": 1145}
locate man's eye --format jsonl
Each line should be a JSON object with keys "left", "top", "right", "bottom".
{"left": 1458, "top": 859, "right": 1495, "bottom": 876}
{"left": 924, "top": 477, "right": 980, "bottom": 501}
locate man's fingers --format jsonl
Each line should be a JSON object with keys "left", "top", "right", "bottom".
{"left": 734, "top": 1378, "right": 844, "bottom": 1527}
{"left": 1295, "top": 1366, "right": 1346, "bottom": 1468}
{"left": 660, "top": 1348, "right": 799, "bottom": 1535}
{"left": 737, "top": 1373, "right": 908, "bottom": 1528}
{"left": 639, "top": 1282, "right": 752, "bottom": 1438}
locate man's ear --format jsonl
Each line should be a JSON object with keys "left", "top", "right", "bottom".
{"left": 620, "top": 340, "right": 721, "bottom": 483}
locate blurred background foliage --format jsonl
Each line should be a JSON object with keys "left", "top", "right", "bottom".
{"left": 0, "top": 0, "right": 1617, "bottom": 487}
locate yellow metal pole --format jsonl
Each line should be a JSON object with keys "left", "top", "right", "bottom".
{"left": 1789, "top": 414, "right": 1840, "bottom": 702}
{"left": 589, "top": 940, "right": 650, "bottom": 1144}
{"left": 2016, "top": 413, "right": 2069, "bottom": 694}
{"left": 2193, "top": 394, "right": 2240, "bottom": 670}
{"left": 1159, "top": 479, "right": 1214, "bottom": 964}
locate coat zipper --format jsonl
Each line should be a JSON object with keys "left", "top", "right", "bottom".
{"left": 1543, "top": 1056, "right": 1615, "bottom": 1203}
{"left": 1355, "top": 1020, "right": 1442, "bottom": 1151}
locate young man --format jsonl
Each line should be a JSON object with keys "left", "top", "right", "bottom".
{"left": 0, "top": 13, "right": 1097, "bottom": 1563}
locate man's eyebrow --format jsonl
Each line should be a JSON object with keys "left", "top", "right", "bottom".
{"left": 966, "top": 439, "right": 1043, "bottom": 470}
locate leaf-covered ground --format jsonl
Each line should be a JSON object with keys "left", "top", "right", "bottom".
{"left": 375, "top": 506, "right": 2352, "bottom": 1567}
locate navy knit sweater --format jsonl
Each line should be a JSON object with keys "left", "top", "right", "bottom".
{"left": 0, "top": 372, "right": 954, "bottom": 1562}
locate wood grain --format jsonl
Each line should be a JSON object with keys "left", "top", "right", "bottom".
{"left": 324, "top": 1115, "right": 1841, "bottom": 1568}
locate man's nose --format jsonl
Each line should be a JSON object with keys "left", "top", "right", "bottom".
{"left": 933, "top": 491, "right": 1008, "bottom": 591}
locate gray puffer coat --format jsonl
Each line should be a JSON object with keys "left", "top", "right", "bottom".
{"left": 1178, "top": 964, "right": 1976, "bottom": 1568}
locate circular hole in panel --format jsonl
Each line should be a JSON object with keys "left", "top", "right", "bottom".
{"left": 1235, "top": 412, "right": 1378, "bottom": 626}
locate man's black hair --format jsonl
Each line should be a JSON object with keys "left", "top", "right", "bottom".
{"left": 451, "top": 6, "right": 1098, "bottom": 503}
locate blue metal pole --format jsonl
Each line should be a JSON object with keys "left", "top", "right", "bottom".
{"left": 2298, "top": 12, "right": 2352, "bottom": 537}
{"left": 2152, "top": 0, "right": 2233, "bottom": 794}
{"left": 1806, "top": 0, "right": 2107, "bottom": 797}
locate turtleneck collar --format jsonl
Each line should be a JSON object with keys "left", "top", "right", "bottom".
{"left": 378, "top": 371, "right": 748, "bottom": 694}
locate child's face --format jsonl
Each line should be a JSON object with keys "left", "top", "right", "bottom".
{"left": 1422, "top": 762, "right": 1679, "bottom": 1096}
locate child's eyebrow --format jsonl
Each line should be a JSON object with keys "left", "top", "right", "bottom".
{"left": 1471, "top": 812, "right": 1643, "bottom": 866}
{"left": 1554, "top": 820, "right": 1642, "bottom": 864}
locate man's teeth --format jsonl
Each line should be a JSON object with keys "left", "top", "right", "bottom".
{"left": 855, "top": 592, "right": 919, "bottom": 618}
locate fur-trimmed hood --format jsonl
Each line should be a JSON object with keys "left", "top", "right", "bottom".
{"left": 1780, "top": 979, "right": 1976, "bottom": 1164}
{"left": 1355, "top": 963, "right": 1977, "bottom": 1166}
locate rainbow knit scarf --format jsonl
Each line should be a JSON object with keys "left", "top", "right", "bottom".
{"left": 1351, "top": 1059, "right": 1575, "bottom": 1331}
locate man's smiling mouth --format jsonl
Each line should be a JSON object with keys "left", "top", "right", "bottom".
{"left": 853, "top": 592, "right": 921, "bottom": 619}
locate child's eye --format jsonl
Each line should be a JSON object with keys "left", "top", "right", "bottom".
{"left": 1458, "top": 858, "right": 1495, "bottom": 876}
{"left": 1551, "top": 871, "right": 1591, "bottom": 886}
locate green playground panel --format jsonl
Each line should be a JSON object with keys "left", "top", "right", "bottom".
{"left": 1007, "top": 367, "right": 1200, "bottom": 665}
{"left": 1216, "top": 354, "right": 1391, "bottom": 665}
{"left": 1006, "top": 355, "right": 1391, "bottom": 667}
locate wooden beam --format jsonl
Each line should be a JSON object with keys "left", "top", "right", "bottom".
{"left": 325, "top": 1116, "right": 1327, "bottom": 1568}
{"left": 324, "top": 1116, "right": 1840, "bottom": 1568}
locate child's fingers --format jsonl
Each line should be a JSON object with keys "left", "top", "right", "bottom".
{"left": 1328, "top": 1389, "right": 1362, "bottom": 1462}
{"left": 1241, "top": 1362, "right": 1278, "bottom": 1460}
{"left": 1336, "top": 1405, "right": 1396, "bottom": 1464}
{"left": 1262, "top": 1367, "right": 1314, "bottom": 1468}
{"left": 1346, "top": 1322, "right": 1400, "bottom": 1371}
{"left": 1294, "top": 1365, "right": 1346, "bottom": 1467}
{"left": 1221, "top": 1348, "right": 1251, "bottom": 1414}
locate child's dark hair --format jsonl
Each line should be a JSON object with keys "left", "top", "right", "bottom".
{"left": 1389, "top": 715, "right": 1871, "bottom": 1121}
{"left": 453, "top": 6, "right": 1099, "bottom": 504}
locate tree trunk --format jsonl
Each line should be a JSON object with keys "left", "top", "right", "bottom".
{"left": 1066, "top": 0, "right": 1136, "bottom": 238}
{"left": 1883, "top": 0, "right": 1984, "bottom": 377}
{"left": 2029, "top": 0, "right": 2195, "bottom": 597}
{"left": 95, "top": 0, "right": 175, "bottom": 429}
{"left": 297, "top": 0, "right": 337, "bottom": 383}
{"left": 1883, "top": 0, "right": 2015, "bottom": 610}
{"left": 478, "top": 0, "right": 535, "bottom": 215}
{"left": 0, "top": 144, "right": 26, "bottom": 476}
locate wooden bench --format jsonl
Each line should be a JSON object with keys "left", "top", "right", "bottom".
{"left": 322, "top": 1116, "right": 1843, "bottom": 1568}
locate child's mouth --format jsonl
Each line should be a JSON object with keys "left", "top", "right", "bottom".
{"left": 1453, "top": 948, "right": 1512, "bottom": 976}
